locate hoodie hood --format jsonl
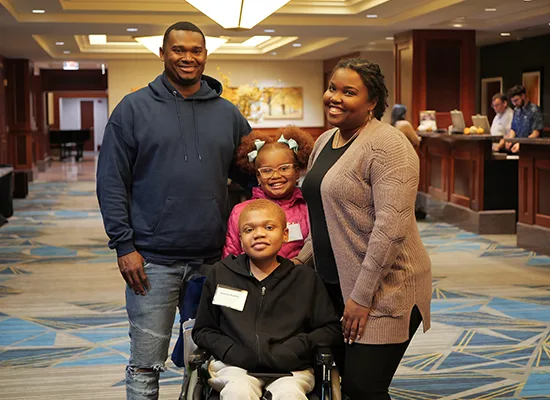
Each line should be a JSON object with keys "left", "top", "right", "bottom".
{"left": 146, "top": 72, "right": 224, "bottom": 162}
{"left": 220, "top": 254, "right": 294, "bottom": 280}
{"left": 148, "top": 72, "right": 222, "bottom": 101}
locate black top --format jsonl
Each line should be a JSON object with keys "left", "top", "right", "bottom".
{"left": 192, "top": 255, "right": 341, "bottom": 372}
{"left": 301, "top": 130, "right": 355, "bottom": 284}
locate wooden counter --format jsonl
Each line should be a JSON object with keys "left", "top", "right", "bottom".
{"left": 505, "top": 138, "right": 550, "bottom": 255}
{"left": 417, "top": 132, "right": 518, "bottom": 234}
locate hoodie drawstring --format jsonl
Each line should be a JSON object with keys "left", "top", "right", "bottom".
{"left": 192, "top": 100, "right": 202, "bottom": 161}
{"left": 173, "top": 91, "right": 189, "bottom": 162}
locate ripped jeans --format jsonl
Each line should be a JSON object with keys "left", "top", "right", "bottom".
{"left": 125, "top": 260, "right": 208, "bottom": 400}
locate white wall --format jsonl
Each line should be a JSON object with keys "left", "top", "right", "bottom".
{"left": 59, "top": 98, "right": 81, "bottom": 130}
{"left": 93, "top": 98, "right": 109, "bottom": 150}
{"left": 59, "top": 97, "right": 109, "bottom": 151}
{"left": 107, "top": 59, "right": 325, "bottom": 127}
{"left": 360, "top": 51, "right": 395, "bottom": 124}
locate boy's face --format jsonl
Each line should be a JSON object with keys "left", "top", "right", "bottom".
{"left": 239, "top": 208, "right": 288, "bottom": 262}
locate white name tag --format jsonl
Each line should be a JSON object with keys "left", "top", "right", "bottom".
{"left": 287, "top": 222, "right": 303, "bottom": 242}
{"left": 212, "top": 285, "right": 248, "bottom": 312}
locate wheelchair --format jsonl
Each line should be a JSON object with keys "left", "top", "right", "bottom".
{"left": 179, "top": 347, "right": 336, "bottom": 400}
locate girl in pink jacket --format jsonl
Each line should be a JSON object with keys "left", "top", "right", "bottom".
{"left": 223, "top": 126, "right": 314, "bottom": 260}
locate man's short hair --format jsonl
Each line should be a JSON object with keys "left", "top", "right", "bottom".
{"left": 507, "top": 85, "right": 526, "bottom": 99}
{"left": 492, "top": 93, "right": 508, "bottom": 103}
{"left": 163, "top": 21, "right": 206, "bottom": 49}
{"left": 238, "top": 199, "right": 287, "bottom": 231}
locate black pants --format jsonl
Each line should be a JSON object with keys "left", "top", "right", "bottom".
{"left": 323, "top": 282, "right": 423, "bottom": 400}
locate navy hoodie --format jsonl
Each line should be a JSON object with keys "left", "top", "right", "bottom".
{"left": 96, "top": 73, "right": 251, "bottom": 264}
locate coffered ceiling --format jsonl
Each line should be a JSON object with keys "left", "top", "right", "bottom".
{"left": 0, "top": 0, "right": 549, "bottom": 66}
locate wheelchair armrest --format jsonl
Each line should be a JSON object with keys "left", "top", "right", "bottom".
{"left": 316, "top": 347, "right": 333, "bottom": 366}
{"left": 189, "top": 347, "right": 211, "bottom": 369}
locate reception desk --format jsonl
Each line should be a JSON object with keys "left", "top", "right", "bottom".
{"left": 417, "top": 132, "right": 518, "bottom": 234}
{"left": 505, "top": 138, "right": 550, "bottom": 255}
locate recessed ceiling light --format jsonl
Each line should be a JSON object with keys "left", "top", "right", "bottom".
{"left": 264, "top": 29, "right": 275, "bottom": 33}
{"left": 368, "top": 41, "right": 376, "bottom": 45}
{"left": 55, "top": 41, "right": 65, "bottom": 46}
{"left": 32, "top": 9, "right": 45, "bottom": 13}
{"left": 385, "top": 36, "right": 393, "bottom": 40}
{"left": 485, "top": 8, "right": 497, "bottom": 11}
{"left": 241, "top": 36, "right": 271, "bottom": 47}
{"left": 453, "top": 24, "right": 463, "bottom": 28}
{"left": 63, "top": 50, "right": 71, "bottom": 54}
{"left": 366, "top": 14, "right": 378, "bottom": 18}
{"left": 292, "top": 43, "right": 302, "bottom": 47}
{"left": 271, "top": 51, "right": 277, "bottom": 55}
{"left": 500, "top": 32, "right": 511, "bottom": 36}
{"left": 523, "top": 0, "right": 532, "bottom": 2}
{"left": 89, "top": 34, "right": 107, "bottom": 45}
{"left": 126, "top": 28, "right": 138, "bottom": 32}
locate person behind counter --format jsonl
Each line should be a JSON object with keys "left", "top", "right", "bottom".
{"left": 491, "top": 93, "right": 514, "bottom": 152}
{"left": 505, "top": 85, "right": 543, "bottom": 154}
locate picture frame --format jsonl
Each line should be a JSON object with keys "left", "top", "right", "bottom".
{"left": 521, "top": 69, "right": 542, "bottom": 107}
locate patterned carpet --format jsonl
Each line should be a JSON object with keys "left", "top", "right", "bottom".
{"left": 0, "top": 170, "right": 549, "bottom": 399}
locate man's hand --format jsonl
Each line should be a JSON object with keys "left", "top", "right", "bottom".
{"left": 342, "top": 298, "right": 369, "bottom": 345}
{"left": 505, "top": 141, "right": 513, "bottom": 151}
{"left": 511, "top": 142, "right": 520, "bottom": 153}
{"left": 118, "top": 251, "right": 150, "bottom": 295}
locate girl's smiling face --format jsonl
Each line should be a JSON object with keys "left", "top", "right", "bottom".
{"left": 255, "top": 145, "right": 300, "bottom": 200}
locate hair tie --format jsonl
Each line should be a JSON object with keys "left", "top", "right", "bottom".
{"left": 247, "top": 139, "right": 266, "bottom": 162}
{"left": 277, "top": 134, "right": 299, "bottom": 154}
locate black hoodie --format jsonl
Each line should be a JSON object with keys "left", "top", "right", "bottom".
{"left": 192, "top": 255, "right": 341, "bottom": 372}
{"left": 96, "top": 73, "right": 251, "bottom": 264}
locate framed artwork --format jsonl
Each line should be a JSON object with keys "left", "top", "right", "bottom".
{"left": 223, "top": 86, "right": 304, "bottom": 121}
{"left": 261, "top": 87, "right": 303, "bottom": 120}
{"left": 522, "top": 70, "right": 541, "bottom": 107}
{"left": 418, "top": 110, "right": 437, "bottom": 130}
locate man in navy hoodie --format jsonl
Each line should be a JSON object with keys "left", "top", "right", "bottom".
{"left": 96, "top": 21, "right": 251, "bottom": 399}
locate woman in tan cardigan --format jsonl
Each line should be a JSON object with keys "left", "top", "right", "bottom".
{"left": 295, "top": 58, "right": 432, "bottom": 399}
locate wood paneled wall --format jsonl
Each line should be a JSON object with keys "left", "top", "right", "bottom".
{"left": 0, "top": 56, "right": 7, "bottom": 165}
{"left": 395, "top": 30, "right": 476, "bottom": 129}
{"left": 4, "top": 59, "right": 36, "bottom": 171}
{"left": 41, "top": 69, "right": 108, "bottom": 91}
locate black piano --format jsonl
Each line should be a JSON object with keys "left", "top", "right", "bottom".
{"left": 49, "top": 129, "right": 91, "bottom": 161}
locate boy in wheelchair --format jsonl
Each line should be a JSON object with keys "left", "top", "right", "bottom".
{"left": 192, "top": 199, "right": 341, "bottom": 400}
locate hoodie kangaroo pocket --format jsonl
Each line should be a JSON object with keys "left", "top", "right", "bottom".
{"left": 152, "top": 196, "right": 225, "bottom": 251}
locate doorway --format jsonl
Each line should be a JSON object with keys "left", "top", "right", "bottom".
{"left": 80, "top": 101, "right": 94, "bottom": 151}
{"left": 481, "top": 77, "right": 503, "bottom": 124}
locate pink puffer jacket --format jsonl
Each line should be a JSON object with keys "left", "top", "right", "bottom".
{"left": 223, "top": 187, "right": 310, "bottom": 259}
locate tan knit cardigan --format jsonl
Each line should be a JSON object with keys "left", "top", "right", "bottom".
{"left": 298, "top": 119, "right": 432, "bottom": 344}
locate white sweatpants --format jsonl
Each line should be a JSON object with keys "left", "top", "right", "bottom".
{"left": 207, "top": 360, "right": 315, "bottom": 400}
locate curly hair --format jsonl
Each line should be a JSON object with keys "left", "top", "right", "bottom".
{"left": 507, "top": 85, "right": 526, "bottom": 99}
{"left": 333, "top": 58, "right": 389, "bottom": 120}
{"left": 235, "top": 125, "right": 315, "bottom": 175}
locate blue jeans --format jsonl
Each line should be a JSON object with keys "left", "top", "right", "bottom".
{"left": 125, "top": 260, "right": 208, "bottom": 400}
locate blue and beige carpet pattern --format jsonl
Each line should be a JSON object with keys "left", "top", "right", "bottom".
{"left": 1, "top": 176, "right": 549, "bottom": 399}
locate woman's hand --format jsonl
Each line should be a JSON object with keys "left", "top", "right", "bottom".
{"left": 342, "top": 298, "right": 369, "bottom": 344}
